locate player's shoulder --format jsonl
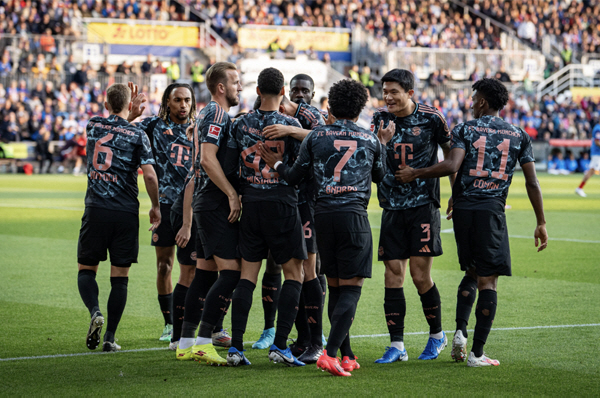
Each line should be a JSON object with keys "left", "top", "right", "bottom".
{"left": 372, "top": 107, "right": 390, "bottom": 119}
{"left": 416, "top": 103, "right": 446, "bottom": 121}
{"left": 276, "top": 111, "right": 302, "bottom": 126}
{"left": 199, "top": 101, "right": 229, "bottom": 125}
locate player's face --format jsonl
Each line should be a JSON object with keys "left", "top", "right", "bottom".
{"left": 290, "top": 79, "right": 314, "bottom": 104}
{"left": 382, "top": 81, "right": 414, "bottom": 116}
{"left": 168, "top": 87, "right": 192, "bottom": 122}
{"left": 471, "top": 90, "right": 484, "bottom": 119}
{"left": 224, "top": 69, "right": 242, "bottom": 108}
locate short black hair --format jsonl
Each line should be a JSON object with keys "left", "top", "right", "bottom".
{"left": 328, "top": 79, "right": 368, "bottom": 120}
{"left": 472, "top": 78, "right": 509, "bottom": 111}
{"left": 258, "top": 67, "right": 284, "bottom": 96}
{"left": 291, "top": 74, "right": 315, "bottom": 89}
{"left": 381, "top": 68, "right": 414, "bottom": 92}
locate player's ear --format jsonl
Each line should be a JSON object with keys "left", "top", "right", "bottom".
{"left": 256, "top": 87, "right": 261, "bottom": 96}
{"left": 279, "top": 104, "right": 285, "bottom": 114}
{"left": 407, "top": 89, "right": 415, "bottom": 98}
{"left": 280, "top": 86, "right": 285, "bottom": 96}
{"left": 104, "top": 101, "right": 110, "bottom": 112}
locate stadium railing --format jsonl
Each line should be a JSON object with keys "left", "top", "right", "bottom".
{"left": 387, "top": 47, "right": 546, "bottom": 82}
{"left": 536, "top": 63, "right": 600, "bottom": 99}
{"left": 0, "top": 34, "right": 84, "bottom": 65}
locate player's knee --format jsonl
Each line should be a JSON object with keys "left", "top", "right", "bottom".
{"left": 411, "top": 274, "right": 431, "bottom": 291}
{"left": 156, "top": 260, "right": 173, "bottom": 277}
{"left": 384, "top": 267, "right": 404, "bottom": 287}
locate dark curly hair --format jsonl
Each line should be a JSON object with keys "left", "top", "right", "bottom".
{"left": 472, "top": 78, "right": 509, "bottom": 111}
{"left": 328, "top": 79, "right": 368, "bottom": 120}
{"left": 257, "top": 67, "right": 284, "bottom": 96}
{"left": 158, "top": 83, "right": 196, "bottom": 123}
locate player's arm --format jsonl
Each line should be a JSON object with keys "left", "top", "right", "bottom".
{"left": 140, "top": 164, "right": 161, "bottom": 231}
{"left": 396, "top": 147, "right": 466, "bottom": 183}
{"left": 258, "top": 138, "right": 311, "bottom": 185}
{"left": 175, "top": 177, "right": 194, "bottom": 248}
{"left": 522, "top": 161, "right": 548, "bottom": 252}
{"left": 372, "top": 138, "right": 386, "bottom": 184}
{"left": 200, "top": 142, "right": 240, "bottom": 223}
{"left": 126, "top": 82, "right": 147, "bottom": 122}
{"left": 263, "top": 124, "right": 311, "bottom": 141}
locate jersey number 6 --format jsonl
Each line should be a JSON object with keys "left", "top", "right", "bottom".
{"left": 93, "top": 133, "right": 114, "bottom": 171}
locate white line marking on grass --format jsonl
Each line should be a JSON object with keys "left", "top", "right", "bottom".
{"left": 0, "top": 204, "right": 84, "bottom": 211}
{"left": 1, "top": 323, "right": 598, "bottom": 362}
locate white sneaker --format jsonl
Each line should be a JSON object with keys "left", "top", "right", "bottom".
{"left": 451, "top": 330, "right": 467, "bottom": 362}
{"left": 575, "top": 188, "right": 587, "bottom": 197}
{"left": 467, "top": 352, "right": 500, "bottom": 367}
{"left": 168, "top": 341, "right": 178, "bottom": 351}
{"left": 102, "top": 341, "right": 122, "bottom": 352}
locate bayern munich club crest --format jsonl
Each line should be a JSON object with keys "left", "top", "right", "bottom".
{"left": 191, "top": 251, "right": 197, "bottom": 261}
{"left": 152, "top": 233, "right": 159, "bottom": 243}
{"left": 411, "top": 127, "right": 421, "bottom": 136}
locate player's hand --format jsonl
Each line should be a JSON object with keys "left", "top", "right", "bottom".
{"left": 446, "top": 196, "right": 453, "bottom": 220}
{"left": 227, "top": 195, "right": 241, "bottom": 223}
{"left": 185, "top": 124, "right": 195, "bottom": 141}
{"left": 149, "top": 206, "right": 161, "bottom": 231}
{"left": 534, "top": 224, "right": 548, "bottom": 252}
{"left": 378, "top": 120, "right": 395, "bottom": 145}
{"left": 395, "top": 165, "right": 416, "bottom": 183}
{"left": 263, "top": 124, "right": 290, "bottom": 139}
{"left": 257, "top": 141, "right": 283, "bottom": 168}
{"left": 127, "top": 82, "right": 147, "bottom": 122}
{"left": 175, "top": 223, "right": 191, "bottom": 248}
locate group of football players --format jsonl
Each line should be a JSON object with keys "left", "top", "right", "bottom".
{"left": 76, "top": 60, "right": 548, "bottom": 376}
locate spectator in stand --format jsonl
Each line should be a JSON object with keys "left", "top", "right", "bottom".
{"left": 349, "top": 64, "right": 360, "bottom": 81}
{"left": 578, "top": 151, "right": 590, "bottom": 173}
{"left": 166, "top": 58, "right": 180, "bottom": 81}
{"left": 35, "top": 125, "right": 53, "bottom": 173}
{"left": 565, "top": 150, "right": 578, "bottom": 174}
{"left": 524, "top": 120, "right": 538, "bottom": 140}
{"left": 142, "top": 54, "right": 153, "bottom": 74}
{"left": 495, "top": 66, "right": 511, "bottom": 83}
{"left": 548, "top": 149, "right": 569, "bottom": 175}
{"left": 40, "top": 28, "right": 56, "bottom": 54}
{"left": 0, "top": 53, "right": 12, "bottom": 76}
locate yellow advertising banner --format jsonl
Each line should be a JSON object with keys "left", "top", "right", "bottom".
{"left": 238, "top": 27, "right": 349, "bottom": 52}
{"left": 571, "top": 87, "right": 600, "bottom": 102}
{"left": 87, "top": 22, "right": 199, "bottom": 48}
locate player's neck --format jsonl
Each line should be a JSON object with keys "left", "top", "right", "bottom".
{"left": 259, "top": 96, "right": 281, "bottom": 112}
{"left": 211, "top": 96, "right": 231, "bottom": 113}
{"left": 392, "top": 100, "right": 416, "bottom": 118}
{"left": 111, "top": 111, "right": 129, "bottom": 120}
{"left": 481, "top": 110, "right": 499, "bottom": 118}
{"left": 168, "top": 112, "right": 188, "bottom": 125}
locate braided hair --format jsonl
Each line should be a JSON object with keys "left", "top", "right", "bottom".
{"left": 157, "top": 83, "right": 197, "bottom": 123}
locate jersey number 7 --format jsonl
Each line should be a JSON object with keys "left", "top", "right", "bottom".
{"left": 333, "top": 140, "right": 357, "bottom": 182}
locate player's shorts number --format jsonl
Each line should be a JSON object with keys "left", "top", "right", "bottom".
{"left": 333, "top": 140, "right": 357, "bottom": 182}
{"left": 303, "top": 221, "right": 312, "bottom": 239}
{"left": 469, "top": 137, "right": 510, "bottom": 181}
{"left": 93, "top": 133, "right": 114, "bottom": 171}
{"left": 242, "top": 140, "right": 285, "bottom": 178}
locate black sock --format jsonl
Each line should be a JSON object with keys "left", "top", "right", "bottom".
{"left": 78, "top": 269, "right": 100, "bottom": 316}
{"left": 472, "top": 289, "right": 497, "bottom": 357}
{"left": 213, "top": 293, "right": 230, "bottom": 333}
{"left": 303, "top": 278, "right": 324, "bottom": 346}
{"left": 171, "top": 283, "right": 188, "bottom": 342}
{"left": 340, "top": 335, "right": 354, "bottom": 359}
{"left": 181, "top": 269, "right": 218, "bottom": 338}
{"left": 318, "top": 273, "right": 327, "bottom": 307}
{"left": 261, "top": 272, "right": 281, "bottom": 330}
{"left": 231, "top": 279, "right": 256, "bottom": 351}
{"left": 327, "top": 286, "right": 340, "bottom": 323}
{"left": 294, "top": 292, "right": 310, "bottom": 347}
{"left": 158, "top": 293, "right": 173, "bottom": 325}
{"left": 327, "top": 285, "right": 361, "bottom": 358}
{"left": 384, "top": 287, "right": 406, "bottom": 342}
{"left": 274, "top": 280, "right": 302, "bottom": 350}
{"left": 104, "top": 276, "right": 128, "bottom": 343}
{"left": 199, "top": 270, "right": 240, "bottom": 339}
{"left": 456, "top": 275, "right": 478, "bottom": 338}
{"left": 419, "top": 283, "right": 443, "bottom": 334}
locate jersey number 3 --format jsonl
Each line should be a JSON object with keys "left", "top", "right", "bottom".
{"left": 93, "top": 133, "right": 114, "bottom": 171}
{"left": 469, "top": 137, "right": 509, "bottom": 181}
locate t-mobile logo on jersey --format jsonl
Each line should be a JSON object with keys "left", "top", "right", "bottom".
{"left": 394, "top": 143, "right": 413, "bottom": 166}
{"left": 170, "top": 143, "right": 191, "bottom": 167}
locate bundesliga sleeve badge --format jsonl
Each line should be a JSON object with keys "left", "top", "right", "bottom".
{"left": 208, "top": 124, "right": 221, "bottom": 140}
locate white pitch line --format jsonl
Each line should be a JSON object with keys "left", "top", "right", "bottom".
{"left": 1, "top": 323, "right": 598, "bottom": 362}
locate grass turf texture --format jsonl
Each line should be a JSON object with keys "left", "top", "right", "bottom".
{"left": 0, "top": 173, "right": 599, "bottom": 395}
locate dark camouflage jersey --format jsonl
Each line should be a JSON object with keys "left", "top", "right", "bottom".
{"left": 171, "top": 168, "right": 193, "bottom": 216}
{"left": 450, "top": 115, "right": 534, "bottom": 209}
{"left": 293, "top": 102, "right": 326, "bottom": 205}
{"left": 84, "top": 115, "right": 154, "bottom": 214}
{"left": 371, "top": 102, "right": 450, "bottom": 210}
{"left": 136, "top": 116, "right": 192, "bottom": 205}
{"left": 277, "top": 119, "right": 385, "bottom": 215}
{"left": 233, "top": 109, "right": 303, "bottom": 204}
{"left": 193, "top": 101, "right": 239, "bottom": 212}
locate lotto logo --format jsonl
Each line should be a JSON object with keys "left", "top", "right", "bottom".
{"left": 208, "top": 124, "right": 221, "bottom": 140}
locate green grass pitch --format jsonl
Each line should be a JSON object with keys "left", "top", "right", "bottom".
{"left": 1, "top": 173, "right": 599, "bottom": 395}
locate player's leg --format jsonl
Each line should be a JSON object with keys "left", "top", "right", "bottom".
{"left": 297, "top": 252, "right": 324, "bottom": 364}
{"left": 78, "top": 263, "right": 103, "bottom": 350}
{"left": 467, "top": 274, "right": 500, "bottom": 367}
{"left": 452, "top": 270, "right": 477, "bottom": 361}
{"left": 193, "top": 256, "right": 240, "bottom": 365}
{"left": 253, "top": 252, "right": 281, "bottom": 350}
{"left": 155, "top": 246, "right": 175, "bottom": 341}
{"left": 376, "top": 209, "right": 409, "bottom": 363}
{"left": 316, "top": 254, "right": 327, "bottom": 345}
{"left": 170, "top": 263, "right": 195, "bottom": 349}
{"left": 576, "top": 164, "right": 596, "bottom": 197}
{"left": 102, "top": 264, "right": 130, "bottom": 352}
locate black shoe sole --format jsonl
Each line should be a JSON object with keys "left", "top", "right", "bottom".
{"left": 86, "top": 313, "right": 104, "bottom": 350}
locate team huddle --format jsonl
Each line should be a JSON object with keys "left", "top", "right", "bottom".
{"left": 75, "top": 62, "right": 548, "bottom": 376}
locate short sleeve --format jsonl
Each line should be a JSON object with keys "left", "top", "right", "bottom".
{"left": 450, "top": 123, "right": 467, "bottom": 151}
{"left": 433, "top": 112, "right": 451, "bottom": 145}
{"left": 139, "top": 129, "right": 155, "bottom": 165}
{"left": 199, "top": 106, "right": 228, "bottom": 146}
{"left": 518, "top": 130, "right": 535, "bottom": 166}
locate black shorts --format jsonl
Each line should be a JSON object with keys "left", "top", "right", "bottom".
{"left": 239, "top": 201, "right": 307, "bottom": 265}
{"left": 170, "top": 210, "right": 201, "bottom": 266}
{"left": 298, "top": 201, "right": 318, "bottom": 254}
{"left": 151, "top": 203, "right": 176, "bottom": 247}
{"left": 77, "top": 207, "right": 139, "bottom": 267}
{"left": 315, "top": 212, "right": 372, "bottom": 279}
{"left": 195, "top": 200, "right": 239, "bottom": 260}
{"left": 452, "top": 208, "right": 511, "bottom": 277}
{"left": 378, "top": 203, "right": 443, "bottom": 261}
